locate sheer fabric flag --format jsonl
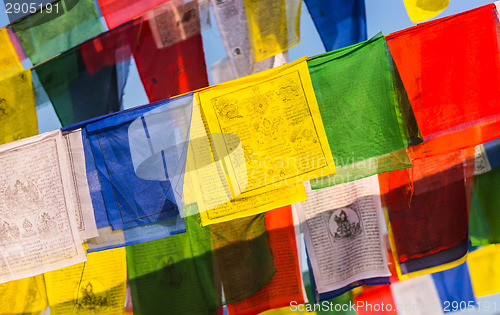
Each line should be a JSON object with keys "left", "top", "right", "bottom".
{"left": 63, "top": 129, "right": 99, "bottom": 240}
{"left": 198, "top": 57, "right": 335, "bottom": 213}
{"left": 211, "top": 0, "right": 290, "bottom": 78}
{"left": 97, "top": 0, "right": 168, "bottom": 29}
{"left": 402, "top": 0, "right": 449, "bottom": 23}
{"left": 469, "top": 167, "right": 500, "bottom": 246}
{"left": 127, "top": 210, "right": 276, "bottom": 313}
{"left": 390, "top": 275, "right": 444, "bottom": 315}
{"left": 0, "top": 70, "right": 37, "bottom": 145}
{"left": 431, "top": 263, "right": 475, "bottom": 312}
{"left": 226, "top": 206, "right": 306, "bottom": 315}
{"left": 353, "top": 285, "right": 396, "bottom": 315}
{"left": 126, "top": 214, "right": 219, "bottom": 314}
{"left": 130, "top": 1, "right": 208, "bottom": 102}
{"left": 44, "top": 247, "right": 127, "bottom": 314}
{"left": 386, "top": 4, "right": 500, "bottom": 159}
{"left": 243, "top": 0, "right": 301, "bottom": 62}
{"left": 208, "top": 213, "right": 276, "bottom": 304}
{"left": 308, "top": 34, "right": 418, "bottom": 189}
{"left": 296, "top": 176, "right": 391, "bottom": 296}
{"left": 304, "top": 0, "right": 367, "bottom": 51}
{"left": 84, "top": 94, "right": 193, "bottom": 230}
{"left": 483, "top": 138, "right": 500, "bottom": 171}
{"left": 35, "top": 47, "right": 130, "bottom": 127}
{"left": 0, "top": 27, "right": 24, "bottom": 77}
{"left": 0, "top": 131, "right": 86, "bottom": 283}
{"left": 467, "top": 245, "right": 500, "bottom": 297}
{"left": 79, "top": 126, "right": 186, "bottom": 252}
{"left": 379, "top": 150, "right": 474, "bottom": 279}
{"left": 10, "top": 0, "right": 103, "bottom": 65}
{"left": 0, "top": 275, "right": 48, "bottom": 314}
{"left": 183, "top": 94, "right": 306, "bottom": 226}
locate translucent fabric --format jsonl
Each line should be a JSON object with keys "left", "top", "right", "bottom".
{"left": 304, "top": 0, "right": 366, "bottom": 51}
{"left": 97, "top": 0, "right": 168, "bottom": 29}
{"left": 0, "top": 70, "right": 37, "bottom": 145}
{"left": 35, "top": 47, "right": 130, "bottom": 127}
{"left": 10, "top": 0, "right": 103, "bottom": 65}
{"left": 469, "top": 167, "right": 500, "bottom": 246}
{"left": 0, "top": 275, "right": 47, "bottom": 314}
{"left": 243, "top": 0, "right": 301, "bottom": 62}
{"left": 67, "top": 114, "right": 186, "bottom": 252}
{"left": 211, "top": 0, "right": 289, "bottom": 79}
{"left": 379, "top": 149, "right": 475, "bottom": 279}
{"left": 308, "top": 34, "right": 419, "bottom": 189}
{"left": 129, "top": 1, "right": 208, "bottom": 102}
{"left": 352, "top": 285, "right": 396, "bottom": 315}
{"left": 84, "top": 94, "right": 193, "bottom": 230}
{"left": 226, "top": 206, "right": 305, "bottom": 315}
{"left": 126, "top": 208, "right": 276, "bottom": 313}
{"left": 431, "top": 263, "right": 475, "bottom": 312}
{"left": 402, "top": 0, "right": 449, "bottom": 23}
{"left": 386, "top": 4, "right": 500, "bottom": 160}
{"left": 483, "top": 137, "right": 500, "bottom": 171}
{"left": 0, "top": 27, "right": 24, "bottom": 77}
{"left": 44, "top": 247, "right": 127, "bottom": 314}
{"left": 197, "top": 58, "right": 334, "bottom": 223}
{"left": 467, "top": 245, "right": 500, "bottom": 297}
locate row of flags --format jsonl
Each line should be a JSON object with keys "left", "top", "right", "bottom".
{"left": 0, "top": 0, "right": 500, "bottom": 314}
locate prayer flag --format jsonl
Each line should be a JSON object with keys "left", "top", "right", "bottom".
{"left": 387, "top": 4, "right": 500, "bottom": 159}
{"left": 44, "top": 247, "right": 127, "bottom": 314}
{"left": 467, "top": 245, "right": 500, "bottom": 297}
{"left": 308, "top": 34, "right": 418, "bottom": 189}
{"left": 402, "top": 0, "right": 449, "bottom": 23}
{"left": 243, "top": 0, "right": 301, "bottom": 62}
{"left": 305, "top": 0, "right": 366, "bottom": 51}
{"left": 10, "top": 0, "right": 103, "bottom": 65}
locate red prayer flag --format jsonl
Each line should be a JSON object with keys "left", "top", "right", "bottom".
{"left": 387, "top": 4, "right": 500, "bottom": 159}
{"left": 97, "top": 0, "right": 169, "bottom": 29}
{"left": 130, "top": 10, "right": 208, "bottom": 102}
{"left": 226, "top": 206, "right": 305, "bottom": 315}
{"left": 378, "top": 150, "right": 473, "bottom": 263}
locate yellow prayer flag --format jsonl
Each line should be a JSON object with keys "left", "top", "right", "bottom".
{"left": 0, "top": 69, "right": 38, "bottom": 145}
{"left": 200, "top": 184, "right": 307, "bottom": 226}
{"left": 0, "top": 28, "right": 23, "bottom": 77}
{"left": 244, "top": 0, "right": 301, "bottom": 62}
{"left": 44, "top": 247, "right": 127, "bottom": 314}
{"left": 195, "top": 57, "right": 335, "bottom": 224}
{"left": 0, "top": 275, "right": 48, "bottom": 314}
{"left": 184, "top": 95, "right": 308, "bottom": 225}
{"left": 468, "top": 244, "right": 500, "bottom": 297}
{"left": 0, "top": 27, "right": 37, "bottom": 145}
{"left": 402, "top": 0, "right": 449, "bottom": 23}
{"left": 384, "top": 205, "right": 467, "bottom": 280}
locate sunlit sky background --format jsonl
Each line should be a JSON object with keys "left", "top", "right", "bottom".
{"left": 1, "top": 0, "right": 499, "bottom": 312}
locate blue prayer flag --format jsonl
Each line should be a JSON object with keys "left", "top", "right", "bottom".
{"left": 305, "top": 0, "right": 367, "bottom": 51}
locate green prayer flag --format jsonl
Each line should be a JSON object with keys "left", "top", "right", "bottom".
{"left": 11, "top": 0, "right": 103, "bottom": 65}
{"left": 308, "top": 34, "right": 420, "bottom": 189}
{"left": 470, "top": 167, "right": 500, "bottom": 246}
{"left": 127, "top": 206, "right": 276, "bottom": 314}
